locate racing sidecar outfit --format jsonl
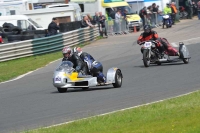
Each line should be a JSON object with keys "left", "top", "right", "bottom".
{"left": 137, "top": 30, "right": 179, "bottom": 56}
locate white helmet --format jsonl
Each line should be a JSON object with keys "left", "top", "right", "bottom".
{"left": 76, "top": 47, "right": 83, "bottom": 56}
{"left": 62, "top": 46, "right": 72, "bottom": 58}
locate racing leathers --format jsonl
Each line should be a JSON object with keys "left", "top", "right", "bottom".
{"left": 137, "top": 30, "right": 179, "bottom": 56}
{"left": 79, "top": 52, "right": 106, "bottom": 83}
{"left": 62, "top": 54, "right": 88, "bottom": 75}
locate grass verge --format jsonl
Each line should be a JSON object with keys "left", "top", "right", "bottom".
{"left": 0, "top": 37, "right": 103, "bottom": 83}
{"left": 24, "top": 90, "right": 200, "bottom": 133}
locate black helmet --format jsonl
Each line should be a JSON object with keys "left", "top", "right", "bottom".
{"left": 144, "top": 25, "right": 151, "bottom": 33}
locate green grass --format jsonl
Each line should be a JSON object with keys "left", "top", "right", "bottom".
{"left": 23, "top": 90, "right": 200, "bottom": 133}
{"left": 0, "top": 38, "right": 101, "bottom": 83}
{"left": 0, "top": 51, "right": 62, "bottom": 82}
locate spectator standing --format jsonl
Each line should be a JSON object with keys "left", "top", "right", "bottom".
{"left": 198, "top": 1, "right": 200, "bottom": 19}
{"left": 93, "top": 12, "right": 100, "bottom": 25}
{"left": 152, "top": 3, "right": 158, "bottom": 26}
{"left": 87, "top": 14, "right": 93, "bottom": 24}
{"left": 109, "top": 8, "right": 117, "bottom": 19}
{"left": 123, "top": 10, "right": 128, "bottom": 25}
{"left": 192, "top": 1, "right": 198, "bottom": 15}
{"left": 139, "top": 6, "right": 147, "bottom": 27}
{"left": 47, "top": 18, "right": 59, "bottom": 36}
{"left": 146, "top": 6, "right": 153, "bottom": 26}
{"left": 157, "top": 5, "right": 162, "bottom": 14}
{"left": 81, "top": 16, "right": 95, "bottom": 28}
{"left": 171, "top": 2, "right": 178, "bottom": 25}
{"left": 185, "top": 0, "right": 193, "bottom": 19}
{"left": 99, "top": 12, "right": 108, "bottom": 37}
{"left": 115, "top": 9, "right": 121, "bottom": 34}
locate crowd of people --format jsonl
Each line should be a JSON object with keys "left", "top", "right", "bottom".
{"left": 81, "top": 8, "right": 129, "bottom": 36}
{"left": 139, "top": 1, "right": 200, "bottom": 29}
{"left": 46, "top": 1, "right": 200, "bottom": 37}
{"left": 81, "top": 12, "right": 108, "bottom": 38}
{"left": 139, "top": 2, "right": 177, "bottom": 28}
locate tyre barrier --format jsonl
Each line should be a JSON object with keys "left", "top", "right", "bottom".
{"left": 7, "top": 35, "right": 34, "bottom": 43}
{"left": 0, "top": 26, "right": 99, "bottom": 62}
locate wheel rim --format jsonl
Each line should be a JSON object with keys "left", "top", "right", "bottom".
{"left": 117, "top": 73, "right": 122, "bottom": 84}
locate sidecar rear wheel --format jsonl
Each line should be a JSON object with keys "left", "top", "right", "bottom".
{"left": 183, "top": 58, "right": 189, "bottom": 64}
{"left": 113, "top": 70, "right": 122, "bottom": 88}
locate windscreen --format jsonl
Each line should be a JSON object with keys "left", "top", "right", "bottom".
{"left": 115, "top": 6, "right": 135, "bottom": 15}
{"left": 28, "top": 18, "right": 43, "bottom": 28}
{"left": 56, "top": 61, "right": 74, "bottom": 72}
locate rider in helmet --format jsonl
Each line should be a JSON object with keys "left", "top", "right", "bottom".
{"left": 62, "top": 46, "right": 88, "bottom": 74}
{"left": 137, "top": 25, "right": 179, "bottom": 57}
{"left": 163, "top": 3, "right": 173, "bottom": 25}
{"left": 164, "top": 3, "right": 172, "bottom": 15}
{"left": 75, "top": 47, "right": 106, "bottom": 84}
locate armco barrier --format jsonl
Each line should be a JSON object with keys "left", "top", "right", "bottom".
{"left": 0, "top": 27, "right": 99, "bottom": 62}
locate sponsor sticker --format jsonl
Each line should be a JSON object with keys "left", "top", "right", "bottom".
{"left": 54, "top": 76, "right": 61, "bottom": 83}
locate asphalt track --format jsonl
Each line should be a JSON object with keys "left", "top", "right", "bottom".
{"left": 0, "top": 19, "right": 200, "bottom": 133}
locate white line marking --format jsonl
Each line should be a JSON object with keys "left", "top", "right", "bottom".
{"left": 171, "top": 36, "right": 200, "bottom": 47}
{"left": 171, "top": 43, "right": 178, "bottom": 47}
{"left": 42, "top": 90, "right": 199, "bottom": 129}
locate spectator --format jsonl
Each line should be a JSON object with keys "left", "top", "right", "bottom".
{"left": 152, "top": 3, "right": 158, "bottom": 26}
{"left": 185, "top": 0, "right": 193, "bottom": 19}
{"left": 47, "top": 18, "right": 59, "bottom": 36}
{"left": 139, "top": 6, "right": 147, "bottom": 27}
{"left": 157, "top": 5, "right": 161, "bottom": 14}
{"left": 81, "top": 16, "right": 95, "bottom": 28}
{"left": 198, "top": 1, "right": 200, "bottom": 19}
{"left": 171, "top": 2, "right": 178, "bottom": 25}
{"left": 87, "top": 14, "right": 93, "bottom": 24}
{"left": 192, "top": 1, "right": 198, "bottom": 15}
{"left": 122, "top": 9, "right": 129, "bottom": 32}
{"left": 109, "top": 8, "right": 117, "bottom": 19}
{"left": 99, "top": 12, "right": 108, "bottom": 37}
{"left": 146, "top": 6, "right": 153, "bottom": 26}
{"left": 115, "top": 9, "right": 121, "bottom": 34}
{"left": 93, "top": 12, "right": 100, "bottom": 25}
{"left": 152, "top": 3, "right": 158, "bottom": 13}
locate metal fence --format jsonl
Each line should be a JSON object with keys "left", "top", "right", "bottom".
{"left": 105, "top": 13, "right": 163, "bottom": 34}
{"left": 105, "top": 19, "right": 129, "bottom": 36}
{"left": 145, "top": 12, "right": 163, "bottom": 28}
{"left": 0, "top": 26, "right": 99, "bottom": 62}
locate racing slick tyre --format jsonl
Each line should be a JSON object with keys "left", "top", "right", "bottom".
{"left": 57, "top": 87, "right": 67, "bottom": 93}
{"left": 112, "top": 69, "right": 122, "bottom": 88}
{"left": 183, "top": 58, "right": 189, "bottom": 64}
{"left": 143, "top": 50, "right": 150, "bottom": 67}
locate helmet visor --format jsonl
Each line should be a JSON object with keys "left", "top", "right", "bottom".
{"left": 63, "top": 50, "right": 71, "bottom": 58}
{"left": 144, "top": 29, "right": 150, "bottom": 33}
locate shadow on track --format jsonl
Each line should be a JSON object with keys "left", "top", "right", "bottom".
{"left": 51, "top": 86, "right": 115, "bottom": 94}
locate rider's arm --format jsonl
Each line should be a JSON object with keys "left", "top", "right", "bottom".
{"left": 153, "top": 31, "right": 159, "bottom": 39}
{"left": 137, "top": 33, "right": 144, "bottom": 44}
{"left": 74, "top": 54, "right": 84, "bottom": 69}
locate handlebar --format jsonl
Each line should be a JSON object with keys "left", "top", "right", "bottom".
{"left": 139, "top": 40, "right": 157, "bottom": 45}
